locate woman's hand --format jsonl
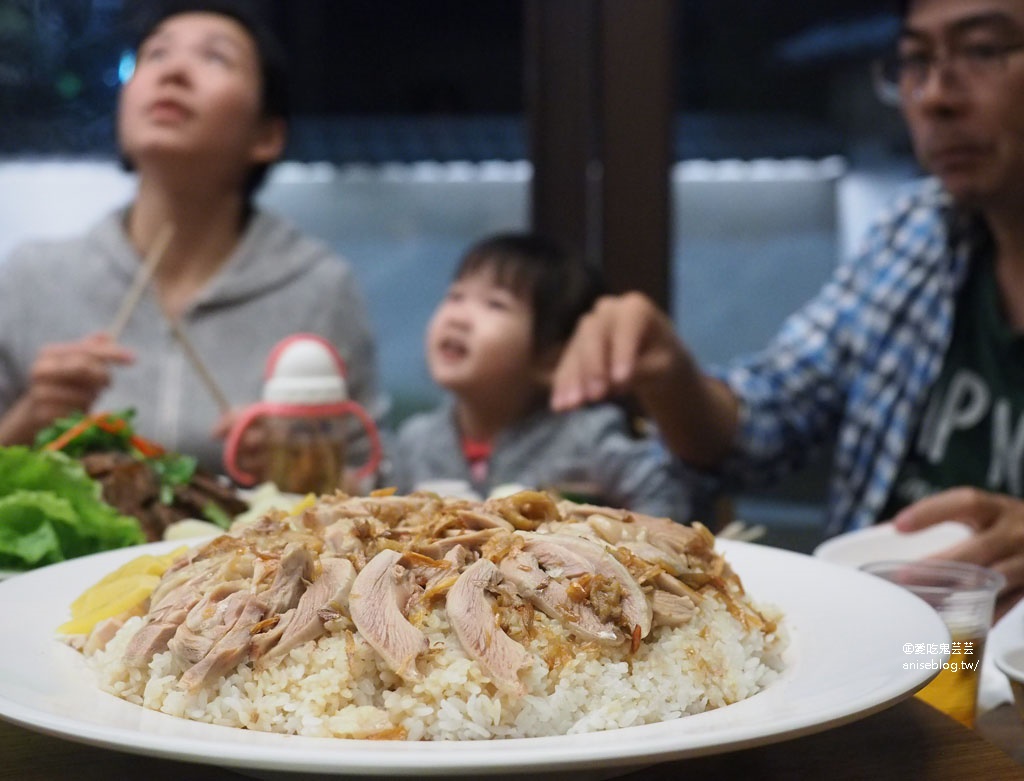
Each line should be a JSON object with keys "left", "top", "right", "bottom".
{"left": 893, "top": 487, "right": 1024, "bottom": 619}
{"left": 0, "top": 332, "right": 134, "bottom": 445}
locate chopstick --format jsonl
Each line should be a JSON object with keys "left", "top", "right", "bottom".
{"left": 166, "top": 316, "right": 232, "bottom": 415}
{"left": 107, "top": 223, "right": 175, "bottom": 341}
{"left": 107, "top": 221, "right": 231, "bottom": 415}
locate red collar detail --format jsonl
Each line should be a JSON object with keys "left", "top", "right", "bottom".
{"left": 461, "top": 437, "right": 493, "bottom": 462}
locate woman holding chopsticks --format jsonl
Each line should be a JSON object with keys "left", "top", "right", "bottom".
{"left": 0, "top": 0, "right": 386, "bottom": 478}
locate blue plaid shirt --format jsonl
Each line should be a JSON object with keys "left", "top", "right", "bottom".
{"left": 713, "top": 179, "right": 981, "bottom": 535}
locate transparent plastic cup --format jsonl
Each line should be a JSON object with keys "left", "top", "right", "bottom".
{"left": 860, "top": 560, "right": 1005, "bottom": 728}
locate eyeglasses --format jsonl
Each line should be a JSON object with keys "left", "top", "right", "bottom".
{"left": 872, "top": 41, "right": 1024, "bottom": 106}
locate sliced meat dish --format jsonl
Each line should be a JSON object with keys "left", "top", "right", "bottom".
{"left": 499, "top": 548, "right": 620, "bottom": 644}
{"left": 177, "top": 590, "right": 266, "bottom": 692}
{"left": 257, "top": 542, "right": 315, "bottom": 615}
{"left": 519, "top": 532, "right": 653, "bottom": 639}
{"left": 168, "top": 580, "right": 249, "bottom": 665}
{"left": 348, "top": 549, "right": 428, "bottom": 679}
{"left": 447, "top": 558, "right": 529, "bottom": 692}
{"left": 256, "top": 556, "right": 356, "bottom": 666}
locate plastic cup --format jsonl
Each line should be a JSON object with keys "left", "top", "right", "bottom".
{"left": 860, "top": 560, "right": 1004, "bottom": 727}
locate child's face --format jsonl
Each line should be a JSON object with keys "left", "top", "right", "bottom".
{"left": 426, "top": 270, "right": 538, "bottom": 397}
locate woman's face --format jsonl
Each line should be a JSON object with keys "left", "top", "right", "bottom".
{"left": 117, "top": 12, "right": 283, "bottom": 185}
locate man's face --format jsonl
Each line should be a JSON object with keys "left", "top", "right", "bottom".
{"left": 900, "top": 0, "right": 1024, "bottom": 209}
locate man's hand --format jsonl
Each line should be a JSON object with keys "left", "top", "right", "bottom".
{"left": 550, "top": 292, "right": 687, "bottom": 411}
{"left": 0, "top": 332, "right": 134, "bottom": 445}
{"left": 893, "top": 487, "right": 1024, "bottom": 619}
{"left": 550, "top": 292, "right": 739, "bottom": 469}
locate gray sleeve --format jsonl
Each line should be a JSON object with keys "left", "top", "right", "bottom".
{"left": 0, "top": 246, "right": 36, "bottom": 412}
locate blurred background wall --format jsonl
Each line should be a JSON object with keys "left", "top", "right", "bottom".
{"left": 0, "top": 156, "right": 869, "bottom": 401}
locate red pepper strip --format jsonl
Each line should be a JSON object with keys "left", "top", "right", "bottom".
{"left": 91, "top": 416, "right": 165, "bottom": 457}
{"left": 42, "top": 414, "right": 102, "bottom": 452}
{"left": 42, "top": 413, "right": 165, "bottom": 458}
{"left": 91, "top": 416, "right": 127, "bottom": 434}
{"left": 128, "top": 433, "right": 164, "bottom": 458}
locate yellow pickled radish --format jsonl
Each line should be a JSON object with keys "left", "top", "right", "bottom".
{"left": 289, "top": 493, "right": 317, "bottom": 515}
{"left": 70, "top": 571, "right": 151, "bottom": 618}
{"left": 69, "top": 546, "right": 187, "bottom": 615}
{"left": 157, "top": 545, "right": 189, "bottom": 566}
{"left": 60, "top": 546, "right": 188, "bottom": 634}
{"left": 96, "top": 546, "right": 187, "bottom": 585}
{"left": 58, "top": 573, "right": 160, "bottom": 634}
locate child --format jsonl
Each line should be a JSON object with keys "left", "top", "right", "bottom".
{"left": 390, "top": 232, "right": 691, "bottom": 522}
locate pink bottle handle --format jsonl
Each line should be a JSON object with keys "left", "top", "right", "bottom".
{"left": 338, "top": 400, "right": 384, "bottom": 483}
{"left": 222, "top": 401, "right": 383, "bottom": 488}
{"left": 223, "top": 403, "right": 273, "bottom": 486}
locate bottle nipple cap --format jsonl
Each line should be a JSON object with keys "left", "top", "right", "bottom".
{"left": 261, "top": 334, "right": 348, "bottom": 404}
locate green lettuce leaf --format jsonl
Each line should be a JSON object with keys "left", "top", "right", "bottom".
{"left": 0, "top": 447, "right": 145, "bottom": 571}
{"left": 0, "top": 491, "right": 75, "bottom": 568}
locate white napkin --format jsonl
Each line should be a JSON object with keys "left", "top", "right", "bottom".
{"left": 979, "top": 598, "right": 1024, "bottom": 712}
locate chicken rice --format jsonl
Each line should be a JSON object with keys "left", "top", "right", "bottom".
{"left": 80, "top": 490, "right": 786, "bottom": 739}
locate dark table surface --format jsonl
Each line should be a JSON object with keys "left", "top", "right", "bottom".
{"left": 3, "top": 697, "right": 1024, "bottom": 781}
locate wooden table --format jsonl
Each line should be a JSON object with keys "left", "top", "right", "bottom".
{"left": 2, "top": 697, "right": 1023, "bottom": 780}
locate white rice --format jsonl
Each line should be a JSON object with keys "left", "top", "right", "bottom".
{"left": 88, "top": 594, "right": 785, "bottom": 740}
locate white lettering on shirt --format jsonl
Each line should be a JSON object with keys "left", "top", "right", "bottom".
{"left": 988, "top": 398, "right": 1024, "bottom": 495}
{"left": 915, "top": 368, "right": 1023, "bottom": 494}
{"left": 922, "top": 369, "right": 988, "bottom": 462}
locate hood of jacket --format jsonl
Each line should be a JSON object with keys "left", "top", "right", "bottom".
{"left": 92, "top": 207, "right": 333, "bottom": 311}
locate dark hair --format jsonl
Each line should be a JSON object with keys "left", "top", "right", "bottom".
{"left": 123, "top": 0, "right": 290, "bottom": 199}
{"left": 454, "top": 232, "right": 605, "bottom": 356}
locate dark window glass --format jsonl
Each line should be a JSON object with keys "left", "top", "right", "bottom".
{"left": 0, "top": 0, "right": 525, "bottom": 161}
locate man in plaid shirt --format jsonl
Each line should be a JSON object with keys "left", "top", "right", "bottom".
{"left": 551, "top": 0, "right": 1024, "bottom": 613}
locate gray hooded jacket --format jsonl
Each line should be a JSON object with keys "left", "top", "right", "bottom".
{"left": 0, "top": 208, "right": 385, "bottom": 474}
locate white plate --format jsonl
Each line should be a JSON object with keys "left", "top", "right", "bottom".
{"left": 812, "top": 521, "right": 972, "bottom": 568}
{"left": 0, "top": 539, "right": 948, "bottom": 779}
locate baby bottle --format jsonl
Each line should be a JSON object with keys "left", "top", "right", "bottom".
{"left": 224, "top": 334, "right": 381, "bottom": 495}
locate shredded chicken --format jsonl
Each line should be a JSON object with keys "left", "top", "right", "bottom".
{"left": 86, "top": 490, "right": 770, "bottom": 691}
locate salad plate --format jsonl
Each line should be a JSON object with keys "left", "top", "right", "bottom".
{"left": 0, "top": 538, "right": 948, "bottom": 777}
